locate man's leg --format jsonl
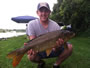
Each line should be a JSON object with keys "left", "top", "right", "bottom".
{"left": 27, "top": 53, "right": 43, "bottom": 63}
{"left": 55, "top": 44, "right": 73, "bottom": 65}
{"left": 27, "top": 53, "right": 45, "bottom": 68}
{"left": 27, "top": 44, "right": 72, "bottom": 68}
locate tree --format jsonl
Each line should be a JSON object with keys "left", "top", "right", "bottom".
{"left": 51, "top": 0, "right": 90, "bottom": 34}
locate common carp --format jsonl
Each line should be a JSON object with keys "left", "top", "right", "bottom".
{"left": 7, "top": 30, "right": 75, "bottom": 67}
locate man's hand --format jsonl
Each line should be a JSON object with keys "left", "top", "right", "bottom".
{"left": 56, "top": 38, "right": 64, "bottom": 47}
{"left": 24, "top": 43, "right": 38, "bottom": 60}
{"left": 52, "top": 38, "right": 64, "bottom": 51}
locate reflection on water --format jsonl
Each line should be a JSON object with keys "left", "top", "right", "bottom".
{"left": 0, "top": 31, "right": 26, "bottom": 39}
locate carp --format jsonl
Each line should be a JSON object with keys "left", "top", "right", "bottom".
{"left": 7, "top": 30, "right": 75, "bottom": 67}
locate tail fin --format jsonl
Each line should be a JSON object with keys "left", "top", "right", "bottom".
{"left": 7, "top": 49, "right": 24, "bottom": 67}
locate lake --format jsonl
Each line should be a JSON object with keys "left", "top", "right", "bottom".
{"left": 0, "top": 31, "right": 26, "bottom": 39}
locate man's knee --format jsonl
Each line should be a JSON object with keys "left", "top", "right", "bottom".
{"left": 67, "top": 44, "right": 73, "bottom": 55}
{"left": 27, "top": 54, "right": 41, "bottom": 63}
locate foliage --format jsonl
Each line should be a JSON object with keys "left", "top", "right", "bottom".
{"left": 50, "top": 0, "right": 90, "bottom": 34}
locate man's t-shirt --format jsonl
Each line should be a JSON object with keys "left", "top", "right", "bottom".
{"left": 26, "top": 19, "right": 64, "bottom": 58}
{"left": 27, "top": 19, "right": 61, "bottom": 37}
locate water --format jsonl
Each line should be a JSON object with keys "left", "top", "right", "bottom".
{"left": 0, "top": 31, "right": 26, "bottom": 39}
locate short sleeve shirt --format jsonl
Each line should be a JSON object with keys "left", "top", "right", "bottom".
{"left": 27, "top": 19, "right": 61, "bottom": 37}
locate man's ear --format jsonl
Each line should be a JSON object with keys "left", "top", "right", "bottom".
{"left": 47, "top": 10, "right": 51, "bottom": 15}
{"left": 36, "top": 11, "right": 39, "bottom": 15}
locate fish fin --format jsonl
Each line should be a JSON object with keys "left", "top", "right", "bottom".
{"left": 7, "top": 49, "right": 24, "bottom": 67}
{"left": 12, "top": 54, "right": 24, "bottom": 67}
{"left": 46, "top": 48, "right": 52, "bottom": 56}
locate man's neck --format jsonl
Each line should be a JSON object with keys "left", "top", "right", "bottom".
{"left": 40, "top": 19, "right": 49, "bottom": 29}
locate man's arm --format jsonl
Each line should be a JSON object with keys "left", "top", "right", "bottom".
{"left": 24, "top": 35, "right": 36, "bottom": 54}
{"left": 28, "top": 35, "right": 36, "bottom": 40}
{"left": 26, "top": 35, "right": 38, "bottom": 61}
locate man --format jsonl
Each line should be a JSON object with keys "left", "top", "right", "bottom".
{"left": 26, "top": 2, "right": 73, "bottom": 68}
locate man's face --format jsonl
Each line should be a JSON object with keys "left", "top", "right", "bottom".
{"left": 37, "top": 7, "right": 51, "bottom": 22}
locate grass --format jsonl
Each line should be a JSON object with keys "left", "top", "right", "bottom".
{"left": 0, "top": 35, "right": 90, "bottom": 68}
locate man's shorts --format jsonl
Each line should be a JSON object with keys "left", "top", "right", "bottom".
{"left": 37, "top": 46, "right": 64, "bottom": 59}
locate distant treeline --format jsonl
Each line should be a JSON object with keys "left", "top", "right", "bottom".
{"left": 50, "top": 0, "right": 90, "bottom": 34}
{"left": 0, "top": 29, "right": 25, "bottom": 33}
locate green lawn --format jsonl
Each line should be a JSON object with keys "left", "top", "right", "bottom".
{"left": 0, "top": 35, "right": 90, "bottom": 68}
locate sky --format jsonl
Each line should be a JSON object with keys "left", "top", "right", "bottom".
{"left": 0, "top": 0, "right": 57, "bottom": 29}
